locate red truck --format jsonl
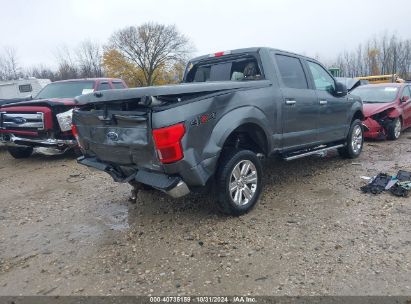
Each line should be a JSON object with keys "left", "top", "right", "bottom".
{"left": 0, "top": 78, "right": 127, "bottom": 158}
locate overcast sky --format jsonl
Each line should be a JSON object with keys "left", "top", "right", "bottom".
{"left": 1, "top": 0, "right": 410, "bottom": 68}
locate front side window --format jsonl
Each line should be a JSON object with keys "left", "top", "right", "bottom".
{"left": 98, "top": 82, "right": 111, "bottom": 91}
{"left": 307, "top": 61, "right": 335, "bottom": 92}
{"left": 35, "top": 81, "right": 94, "bottom": 99}
{"left": 275, "top": 54, "right": 308, "bottom": 89}
{"left": 112, "top": 82, "right": 125, "bottom": 89}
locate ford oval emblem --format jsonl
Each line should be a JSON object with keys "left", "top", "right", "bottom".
{"left": 106, "top": 131, "right": 119, "bottom": 141}
{"left": 12, "top": 117, "right": 26, "bottom": 124}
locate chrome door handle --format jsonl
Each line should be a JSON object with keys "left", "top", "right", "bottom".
{"left": 319, "top": 100, "right": 328, "bottom": 105}
{"left": 285, "top": 100, "right": 296, "bottom": 105}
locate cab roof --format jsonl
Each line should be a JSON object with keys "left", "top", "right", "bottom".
{"left": 189, "top": 47, "right": 317, "bottom": 63}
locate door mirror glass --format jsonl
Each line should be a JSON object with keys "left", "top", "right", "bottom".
{"left": 401, "top": 95, "right": 410, "bottom": 102}
{"left": 335, "top": 82, "right": 348, "bottom": 97}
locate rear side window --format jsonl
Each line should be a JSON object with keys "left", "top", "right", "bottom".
{"left": 98, "top": 82, "right": 111, "bottom": 91}
{"left": 185, "top": 56, "right": 263, "bottom": 83}
{"left": 112, "top": 82, "right": 125, "bottom": 89}
{"left": 275, "top": 54, "right": 308, "bottom": 89}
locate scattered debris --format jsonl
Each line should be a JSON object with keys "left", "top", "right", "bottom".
{"left": 360, "top": 170, "right": 411, "bottom": 197}
{"left": 361, "top": 173, "right": 392, "bottom": 194}
{"left": 390, "top": 181, "right": 411, "bottom": 197}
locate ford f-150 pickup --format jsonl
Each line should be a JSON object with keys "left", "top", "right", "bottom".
{"left": 72, "top": 47, "right": 364, "bottom": 215}
{"left": 0, "top": 78, "right": 127, "bottom": 158}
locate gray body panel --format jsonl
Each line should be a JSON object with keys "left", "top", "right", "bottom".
{"left": 73, "top": 47, "right": 363, "bottom": 188}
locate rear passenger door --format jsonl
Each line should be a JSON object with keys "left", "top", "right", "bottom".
{"left": 305, "top": 60, "right": 350, "bottom": 143}
{"left": 273, "top": 53, "right": 319, "bottom": 149}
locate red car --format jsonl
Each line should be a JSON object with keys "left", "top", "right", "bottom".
{"left": 0, "top": 78, "right": 127, "bottom": 158}
{"left": 351, "top": 83, "right": 411, "bottom": 140}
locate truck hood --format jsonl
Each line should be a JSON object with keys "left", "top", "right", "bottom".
{"left": 363, "top": 102, "right": 396, "bottom": 117}
{"left": 0, "top": 97, "right": 76, "bottom": 109}
{"left": 75, "top": 81, "right": 271, "bottom": 106}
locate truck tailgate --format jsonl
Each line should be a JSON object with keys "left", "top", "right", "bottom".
{"left": 74, "top": 110, "right": 159, "bottom": 169}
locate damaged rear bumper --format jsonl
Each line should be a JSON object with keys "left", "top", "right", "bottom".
{"left": 78, "top": 156, "right": 190, "bottom": 198}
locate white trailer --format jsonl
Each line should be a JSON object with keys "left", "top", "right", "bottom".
{"left": 0, "top": 78, "right": 51, "bottom": 99}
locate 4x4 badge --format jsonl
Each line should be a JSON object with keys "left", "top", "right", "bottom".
{"left": 191, "top": 112, "right": 216, "bottom": 126}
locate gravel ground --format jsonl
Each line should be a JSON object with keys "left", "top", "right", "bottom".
{"left": 0, "top": 132, "right": 410, "bottom": 296}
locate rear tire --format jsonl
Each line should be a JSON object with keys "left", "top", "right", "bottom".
{"left": 338, "top": 119, "right": 363, "bottom": 159}
{"left": 386, "top": 117, "right": 401, "bottom": 140}
{"left": 7, "top": 146, "right": 33, "bottom": 159}
{"left": 215, "top": 149, "right": 262, "bottom": 216}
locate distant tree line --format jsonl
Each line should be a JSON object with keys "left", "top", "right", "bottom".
{"left": 329, "top": 33, "right": 411, "bottom": 79}
{"left": 1, "top": 28, "right": 410, "bottom": 86}
{"left": 0, "top": 22, "right": 193, "bottom": 87}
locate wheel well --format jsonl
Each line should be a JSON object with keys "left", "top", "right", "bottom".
{"left": 352, "top": 110, "right": 364, "bottom": 122}
{"left": 222, "top": 123, "right": 268, "bottom": 155}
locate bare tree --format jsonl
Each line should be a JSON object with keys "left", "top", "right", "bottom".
{"left": 76, "top": 40, "right": 103, "bottom": 78}
{"left": 108, "top": 22, "right": 193, "bottom": 86}
{"left": 0, "top": 47, "right": 21, "bottom": 80}
{"left": 55, "top": 45, "right": 78, "bottom": 80}
{"left": 25, "top": 64, "right": 57, "bottom": 81}
{"left": 329, "top": 33, "right": 411, "bottom": 79}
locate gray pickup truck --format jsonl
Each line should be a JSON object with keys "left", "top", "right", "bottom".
{"left": 73, "top": 47, "right": 364, "bottom": 215}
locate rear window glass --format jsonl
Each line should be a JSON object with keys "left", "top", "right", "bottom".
{"left": 19, "top": 84, "right": 32, "bottom": 93}
{"left": 185, "top": 56, "right": 263, "bottom": 83}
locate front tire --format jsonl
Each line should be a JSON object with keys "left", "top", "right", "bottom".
{"left": 8, "top": 146, "right": 33, "bottom": 159}
{"left": 215, "top": 149, "right": 262, "bottom": 216}
{"left": 386, "top": 117, "right": 401, "bottom": 140}
{"left": 338, "top": 119, "right": 363, "bottom": 159}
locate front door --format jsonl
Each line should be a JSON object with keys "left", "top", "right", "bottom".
{"left": 305, "top": 60, "right": 350, "bottom": 143}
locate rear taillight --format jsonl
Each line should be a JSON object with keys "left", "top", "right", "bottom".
{"left": 71, "top": 123, "right": 78, "bottom": 138}
{"left": 152, "top": 123, "right": 185, "bottom": 164}
{"left": 71, "top": 124, "right": 83, "bottom": 149}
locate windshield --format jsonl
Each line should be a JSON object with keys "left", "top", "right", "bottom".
{"left": 184, "top": 56, "right": 263, "bottom": 83}
{"left": 351, "top": 86, "right": 399, "bottom": 103}
{"left": 35, "top": 81, "right": 94, "bottom": 99}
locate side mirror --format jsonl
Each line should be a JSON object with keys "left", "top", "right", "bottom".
{"left": 334, "top": 82, "right": 347, "bottom": 97}
{"left": 401, "top": 96, "right": 409, "bottom": 102}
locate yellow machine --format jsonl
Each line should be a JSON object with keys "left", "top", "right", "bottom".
{"left": 357, "top": 74, "right": 405, "bottom": 84}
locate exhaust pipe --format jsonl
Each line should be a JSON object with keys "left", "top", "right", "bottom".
{"left": 165, "top": 181, "right": 190, "bottom": 198}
